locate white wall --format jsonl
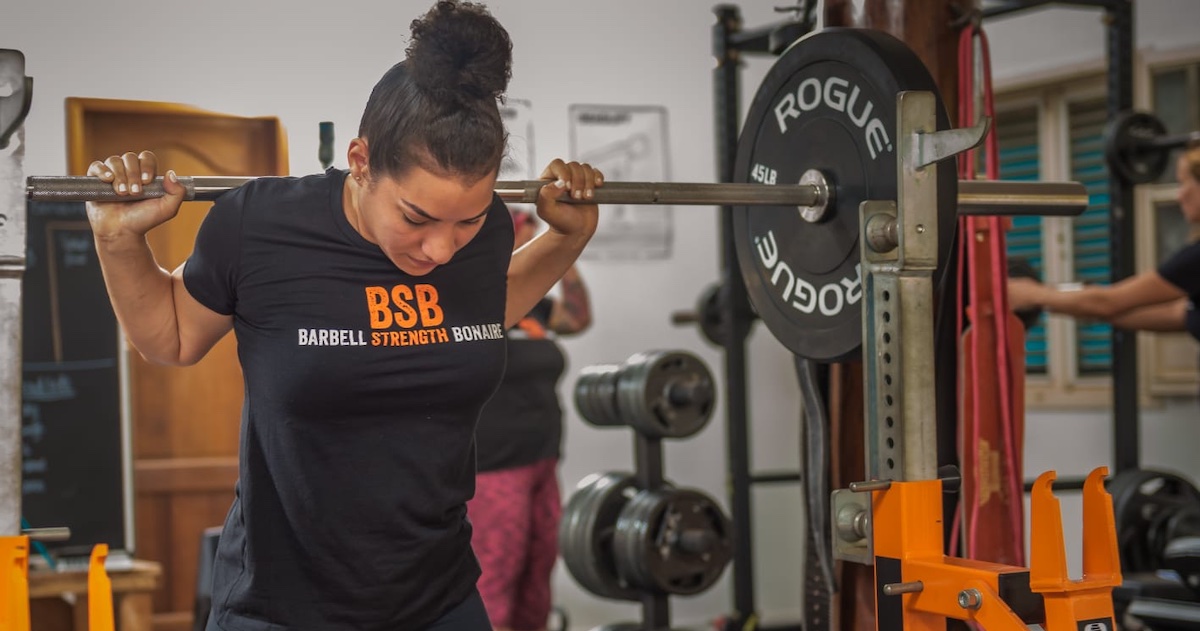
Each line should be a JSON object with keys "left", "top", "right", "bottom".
{"left": 4, "top": 1, "right": 1199, "bottom": 629}
{"left": 987, "top": 0, "right": 1200, "bottom": 84}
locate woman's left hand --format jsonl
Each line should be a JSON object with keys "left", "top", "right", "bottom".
{"left": 536, "top": 159, "right": 603, "bottom": 240}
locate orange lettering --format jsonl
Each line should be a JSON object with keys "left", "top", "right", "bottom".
{"left": 415, "top": 284, "right": 443, "bottom": 327}
{"left": 391, "top": 285, "right": 418, "bottom": 328}
{"left": 365, "top": 287, "right": 392, "bottom": 329}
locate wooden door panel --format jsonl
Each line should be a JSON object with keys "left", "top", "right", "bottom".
{"left": 68, "top": 99, "right": 287, "bottom": 460}
{"left": 67, "top": 97, "right": 287, "bottom": 631}
{"left": 134, "top": 495, "right": 171, "bottom": 612}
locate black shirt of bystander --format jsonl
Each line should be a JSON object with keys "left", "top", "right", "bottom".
{"left": 474, "top": 298, "right": 566, "bottom": 473}
{"left": 1157, "top": 240, "right": 1200, "bottom": 342}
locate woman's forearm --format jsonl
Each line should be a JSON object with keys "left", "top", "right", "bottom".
{"left": 1038, "top": 284, "right": 1124, "bottom": 321}
{"left": 94, "top": 235, "right": 188, "bottom": 365}
{"left": 1109, "top": 299, "right": 1188, "bottom": 332}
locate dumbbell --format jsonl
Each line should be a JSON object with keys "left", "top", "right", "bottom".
{"left": 574, "top": 350, "right": 715, "bottom": 439}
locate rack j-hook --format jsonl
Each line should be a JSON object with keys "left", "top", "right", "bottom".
{"left": 0, "top": 49, "right": 33, "bottom": 150}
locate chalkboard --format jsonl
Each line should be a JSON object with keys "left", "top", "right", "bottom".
{"left": 21, "top": 201, "right": 130, "bottom": 557}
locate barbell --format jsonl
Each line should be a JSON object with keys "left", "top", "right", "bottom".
{"left": 26, "top": 175, "right": 1083, "bottom": 216}
{"left": 1105, "top": 110, "right": 1200, "bottom": 184}
{"left": 24, "top": 28, "right": 1090, "bottom": 362}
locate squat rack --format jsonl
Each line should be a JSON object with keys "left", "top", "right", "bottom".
{"left": 707, "top": 1, "right": 1139, "bottom": 628}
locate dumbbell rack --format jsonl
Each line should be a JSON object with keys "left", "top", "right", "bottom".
{"left": 632, "top": 432, "right": 673, "bottom": 630}
{"left": 567, "top": 350, "right": 733, "bottom": 631}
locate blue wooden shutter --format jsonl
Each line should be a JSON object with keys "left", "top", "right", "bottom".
{"left": 997, "top": 105, "right": 1048, "bottom": 374}
{"left": 1068, "top": 98, "right": 1113, "bottom": 375}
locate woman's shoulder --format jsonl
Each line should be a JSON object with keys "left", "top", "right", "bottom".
{"left": 233, "top": 169, "right": 344, "bottom": 207}
{"left": 206, "top": 170, "right": 345, "bottom": 227}
{"left": 1158, "top": 238, "right": 1200, "bottom": 289}
{"left": 1167, "top": 238, "right": 1200, "bottom": 263}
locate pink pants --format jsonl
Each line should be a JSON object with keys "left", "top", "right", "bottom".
{"left": 468, "top": 458, "right": 561, "bottom": 631}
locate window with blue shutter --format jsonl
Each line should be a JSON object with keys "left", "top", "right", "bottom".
{"left": 996, "top": 105, "right": 1048, "bottom": 374}
{"left": 1068, "top": 98, "right": 1113, "bottom": 375}
{"left": 1153, "top": 63, "right": 1200, "bottom": 184}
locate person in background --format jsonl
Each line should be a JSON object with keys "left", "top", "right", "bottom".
{"left": 469, "top": 207, "right": 591, "bottom": 631}
{"left": 1009, "top": 142, "right": 1200, "bottom": 344}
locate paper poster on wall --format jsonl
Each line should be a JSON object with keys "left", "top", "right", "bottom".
{"left": 569, "top": 105, "right": 672, "bottom": 261}
{"left": 500, "top": 99, "right": 536, "bottom": 214}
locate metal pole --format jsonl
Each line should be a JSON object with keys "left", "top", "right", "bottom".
{"left": 1106, "top": 1, "right": 1139, "bottom": 474}
{"left": 713, "top": 5, "right": 758, "bottom": 625}
{"left": 633, "top": 434, "right": 670, "bottom": 630}
{"left": 0, "top": 49, "right": 29, "bottom": 536}
{"left": 861, "top": 93, "right": 942, "bottom": 483}
{"left": 26, "top": 176, "right": 1088, "bottom": 216}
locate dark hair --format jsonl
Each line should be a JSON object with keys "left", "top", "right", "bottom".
{"left": 358, "top": 0, "right": 511, "bottom": 183}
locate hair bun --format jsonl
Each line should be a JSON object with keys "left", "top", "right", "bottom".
{"left": 407, "top": 1, "right": 512, "bottom": 104}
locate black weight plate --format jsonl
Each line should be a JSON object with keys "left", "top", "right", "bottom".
{"left": 1105, "top": 111, "right": 1171, "bottom": 185}
{"left": 733, "top": 28, "right": 957, "bottom": 361}
{"left": 575, "top": 364, "right": 623, "bottom": 427}
{"left": 697, "top": 283, "right": 728, "bottom": 348}
{"left": 617, "top": 351, "right": 716, "bottom": 439}
{"left": 1108, "top": 468, "right": 1200, "bottom": 572}
{"left": 613, "top": 488, "right": 734, "bottom": 596}
{"left": 560, "top": 472, "right": 642, "bottom": 601}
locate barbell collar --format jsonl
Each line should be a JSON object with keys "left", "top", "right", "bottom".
{"left": 26, "top": 176, "right": 1087, "bottom": 216}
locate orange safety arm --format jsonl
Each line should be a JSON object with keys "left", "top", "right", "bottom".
{"left": 0, "top": 536, "right": 30, "bottom": 631}
{"left": 88, "top": 544, "right": 114, "bottom": 631}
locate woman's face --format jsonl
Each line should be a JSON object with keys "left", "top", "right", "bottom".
{"left": 1177, "top": 153, "right": 1200, "bottom": 225}
{"left": 357, "top": 165, "right": 496, "bottom": 276}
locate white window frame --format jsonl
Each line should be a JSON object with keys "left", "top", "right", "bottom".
{"left": 995, "top": 73, "right": 1112, "bottom": 408}
{"left": 1135, "top": 183, "right": 1200, "bottom": 398}
{"left": 991, "top": 45, "right": 1200, "bottom": 409}
{"left": 1135, "top": 44, "right": 1200, "bottom": 401}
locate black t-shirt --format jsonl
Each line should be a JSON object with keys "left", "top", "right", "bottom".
{"left": 183, "top": 169, "right": 512, "bottom": 631}
{"left": 474, "top": 298, "right": 566, "bottom": 472}
{"left": 1158, "top": 240, "right": 1200, "bottom": 342}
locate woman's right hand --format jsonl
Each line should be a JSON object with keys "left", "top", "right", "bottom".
{"left": 85, "top": 150, "right": 187, "bottom": 242}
